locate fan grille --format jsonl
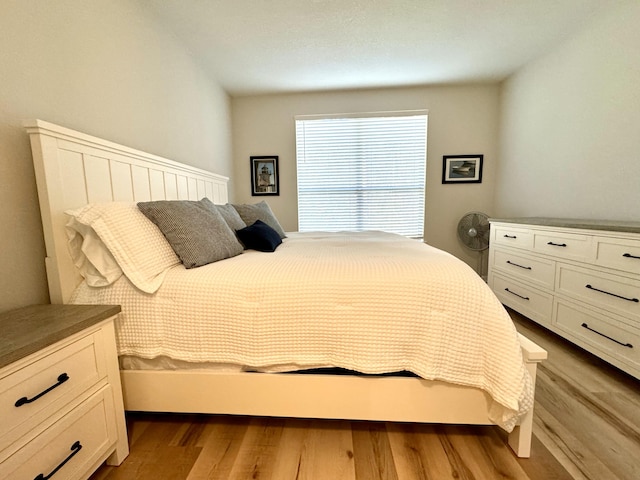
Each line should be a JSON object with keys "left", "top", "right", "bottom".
{"left": 457, "top": 212, "right": 490, "bottom": 251}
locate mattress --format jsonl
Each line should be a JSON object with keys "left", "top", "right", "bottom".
{"left": 71, "top": 230, "right": 533, "bottom": 430}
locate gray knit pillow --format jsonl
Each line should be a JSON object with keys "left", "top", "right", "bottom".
{"left": 200, "top": 199, "right": 247, "bottom": 231}
{"left": 232, "top": 201, "right": 286, "bottom": 239}
{"left": 137, "top": 200, "right": 243, "bottom": 268}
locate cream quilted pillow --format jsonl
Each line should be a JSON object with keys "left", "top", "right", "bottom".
{"left": 66, "top": 215, "right": 123, "bottom": 287}
{"left": 65, "top": 202, "right": 180, "bottom": 293}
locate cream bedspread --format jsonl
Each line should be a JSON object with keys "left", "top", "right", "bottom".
{"left": 71, "top": 231, "right": 532, "bottom": 430}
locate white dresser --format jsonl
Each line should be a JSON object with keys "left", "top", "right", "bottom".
{"left": 488, "top": 218, "right": 640, "bottom": 379}
{"left": 0, "top": 304, "right": 129, "bottom": 479}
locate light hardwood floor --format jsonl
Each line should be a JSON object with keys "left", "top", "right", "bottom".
{"left": 90, "top": 310, "right": 640, "bottom": 480}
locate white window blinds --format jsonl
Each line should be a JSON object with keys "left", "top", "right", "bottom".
{"left": 295, "top": 111, "right": 427, "bottom": 238}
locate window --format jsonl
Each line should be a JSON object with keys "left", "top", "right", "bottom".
{"left": 295, "top": 111, "right": 427, "bottom": 238}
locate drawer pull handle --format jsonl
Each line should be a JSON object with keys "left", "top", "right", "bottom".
{"left": 34, "top": 440, "right": 82, "bottom": 480}
{"left": 505, "top": 288, "right": 530, "bottom": 301}
{"left": 503, "top": 234, "right": 517, "bottom": 239}
{"left": 581, "top": 323, "right": 633, "bottom": 348}
{"left": 585, "top": 284, "right": 639, "bottom": 303}
{"left": 15, "top": 373, "right": 69, "bottom": 407}
{"left": 623, "top": 253, "right": 640, "bottom": 260}
{"left": 506, "top": 260, "right": 532, "bottom": 270}
{"left": 547, "top": 241, "right": 567, "bottom": 247}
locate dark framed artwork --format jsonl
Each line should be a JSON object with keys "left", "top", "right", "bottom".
{"left": 250, "top": 156, "right": 279, "bottom": 196}
{"left": 442, "top": 155, "right": 483, "bottom": 184}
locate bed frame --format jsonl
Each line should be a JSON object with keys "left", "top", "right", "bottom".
{"left": 26, "top": 119, "right": 547, "bottom": 457}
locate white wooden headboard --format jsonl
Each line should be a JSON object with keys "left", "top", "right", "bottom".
{"left": 25, "top": 119, "right": 229, "bottom": 304}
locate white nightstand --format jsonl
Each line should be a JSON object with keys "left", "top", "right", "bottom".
{"left": 0, "top": 304, "right": 129, "bottom": 479}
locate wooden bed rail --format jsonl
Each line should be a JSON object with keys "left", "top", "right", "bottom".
{"left": 121, "top": 334, "right": 546, "bottom": 458}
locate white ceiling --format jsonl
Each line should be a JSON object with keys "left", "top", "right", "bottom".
{"left": 138, "top": 0, "right": 613, "bottom": 97}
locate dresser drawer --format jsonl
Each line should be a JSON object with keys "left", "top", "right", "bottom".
{"left": 0, "top": 331, "right": 107, "bottom": 452}
{"left": 492, "top": 225, "right": 533, "bottom": 250}
{"left": 532, "top": 230, "right": 592, "bottom": 261}
{"left": 492, "top": 274, "right": 553, "bottom": 325}
{"left": 492, "top": 248, "right": 556, "bottom": 290}
{"left": 594, "top": 236, "right": 640, "bottom": 275}
{"left": 0, "top": 386, "right": 117, "bottom": 480}
{"left": 554, "top": 300, "right": 640, "bottom": 371}
{"left": 556, "top": 264, "right": 640, "bottom": 322}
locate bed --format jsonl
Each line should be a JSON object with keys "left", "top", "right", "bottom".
{"left": 25, "top": 119, "right": 546, "bottom": 457}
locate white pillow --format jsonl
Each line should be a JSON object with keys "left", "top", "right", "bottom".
{"left": 66, "top": 217, "right": 123, "bottom": 287}
{"left": 65, "top": 203, "right": 180, "bottom": 293}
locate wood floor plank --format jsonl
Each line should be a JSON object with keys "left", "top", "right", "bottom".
{"left": 509, "top": 430, "right": 576, "bottom": 480}
{"left": 226, "top": 416, "right": 286, "bottom": 480}
{"left": 107, "top": 445, "right": 201, "bottom": 480}
{"left": 593, "top": 391, "right": 640, "bottom": 433}
{"left": 441, "top": 425, "right": 528, "bottom": 480}
{"left": 95, "top": 415, "right": 204, "bottom": 480}
{"left": 351, "top": 421, "right": 398, "bottom": 480}
{"left": 268, "top": 418, "right": 314, "bottom": 479}
{"left": 186, "top": 416, "right": 250, "bottom": 480}
{"left": 125, "top": 415, "right": 154, "bottom": 445}
{"left": 531, "top": 404, "right": 592, "bottom": 480}
{"left": 293, "top": 419, "right": 356, "bottom": 480}
{"left": 422, "top": 425, "right": 480, "bottom": 480}
{"left": 387, "top": 423, "right": 464, "bottom": 480}
{"left": 169, "top": 414, "right": 210, "bottom": 447}
{"left": 533, "top": 398, "right": 620, "bottom": 480}
{"left": 383, "top": 423, "right": 427, "bottom": 480}
{"left": 534, "top": 360, "right": 640, "bottom": 479}
{"left": 472, "top": 426, "right": 533, "bottom": 480}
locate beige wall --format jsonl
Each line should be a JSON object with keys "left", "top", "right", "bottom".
{"left": 231, "top": 85, "right": 501, "bottom": 269}
{"left": 0, "top": 0, "right": 233, "bottom": 312}
{"left": 495, "top": 1, "right": 640, "bottom": 220}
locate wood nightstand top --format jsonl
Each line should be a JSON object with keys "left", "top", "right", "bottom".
{"left": 0, "top": 304, "right": 121, "bottom": 369}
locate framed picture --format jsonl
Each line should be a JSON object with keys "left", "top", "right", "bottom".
{"left": 442, "top": 155, "right": 483, "bottom": 184}
{"left": 250, "top": 156, "right": 279, "bottom": 196}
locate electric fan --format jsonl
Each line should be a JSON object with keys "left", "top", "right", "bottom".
{"left": 457, "top": 211, "right": 490, "bottom": 279}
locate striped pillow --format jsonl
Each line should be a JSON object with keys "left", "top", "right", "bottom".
{"left": 137, "top": 200, "right": 244, "bottom": 269}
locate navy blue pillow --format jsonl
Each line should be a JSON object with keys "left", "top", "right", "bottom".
{"left": 236, "top": 220, "right": 283, "bottom": 252}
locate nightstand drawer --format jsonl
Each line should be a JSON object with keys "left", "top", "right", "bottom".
{"left": 532, "top": 230, "right": 592, "bottom": 261}
{"left": 492, "top": 248, "right": 556, "bottom": 290}
{"left": 594, "top": 236, "right": 640, "bottom": 275}
{"left": 492, "top": 274, "right": 553, "bottom": 325}
{"left": 0, "top": 331, "right": 107, "bottom": 452}
{"left": 0, "top": 386, "right": 116, "bottom": 480}
{"left": 556, "top": 264, "right": 640, "bottom": 322}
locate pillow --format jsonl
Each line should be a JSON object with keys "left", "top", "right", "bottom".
{"left": 236, "top": 220, "right": 283, "bottom": 252}
{"left": 65, "top": 203, "right": 180, "bottom": 293}
{"left": 66, "top": 216, "right": 123, "bottom": 287}
{"left": 137, "top": 200, "right": 244, "bottom": 269}
{"left": 232, "top": 201, "right": 287, "bottom": 239}
{"left": 200, "top": 198, "right": 246, "bottom": 231}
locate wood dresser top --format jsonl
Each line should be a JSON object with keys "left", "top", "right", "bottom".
{"left": 489, "top": 217, "right": 640, "bottom": 234}
{"left": 0, "top": 304, "right": 121, "bottom": 369}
